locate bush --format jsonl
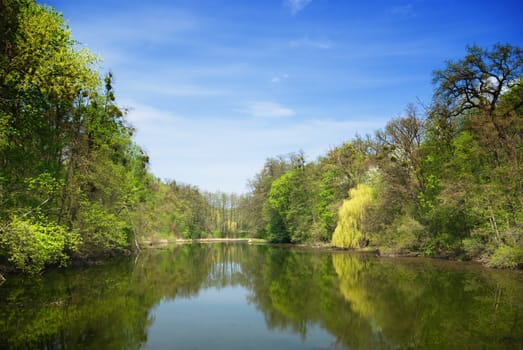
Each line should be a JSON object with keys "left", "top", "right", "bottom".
{"left": 487, "top": 245, "right": 523, "bottom": 269}
{"left": 423, "top": 232, "right": 462, "bottom": 257}
{"left": 0, "top": 216, "right": 81, "bottom": 273}
{"left": 390, "top": 215, "right": 428, "bottom": 253}
{"left": 462, "top": 237, "right": 486, "bottom": 259}
{"left": 74, "top": 201, "right": 129, "bottom": 255}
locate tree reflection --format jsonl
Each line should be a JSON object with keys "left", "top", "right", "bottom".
{"left": 0, "top": 258, "right": 150, "bottom": 349}
{"left": 0, "top": 244, "right": 521, "bottom": 349}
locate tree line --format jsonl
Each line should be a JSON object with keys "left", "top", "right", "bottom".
{"left": 0, "top": 0, "right": 156, "bottom": 273}
{"left": 0, "top": 0, "right": 253, "bottom": 274}
{"left": 1, "top": 0, "right": 521, "bottom": 273}
{"left": 239, "top": 44, "right": 523, "bottom": 268}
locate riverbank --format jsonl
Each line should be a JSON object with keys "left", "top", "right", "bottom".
{"left": 140, "top": 237, "right": 268, "bottom": 248}
{"left": 0, "top": 239, "right": 517, "bottom": 281}
{"left": 139, "top": 239, "right": 521, "bottom": 269}
{"left": 140, "top": 238, "right": 378, "bottom": 255}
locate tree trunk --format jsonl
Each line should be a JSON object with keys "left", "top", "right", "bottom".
{"left": 488, "top": 204, "right": 501, "bottom": 246}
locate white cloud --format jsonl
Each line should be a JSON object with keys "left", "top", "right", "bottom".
{"left": 122, "top": 100, "right": 175, "bottom": 123}
{"left": 123, "top": 100, "right": 385, "bottom": 193}
{"left": 244, "top": 101, "right": 295, "bottom": 118}
{"left": 271, "top": 73, "right": 289, "bottom": 83}
{"left": 72, "top": 8, "right": 200, "bottom": 47}
{"left": 125, "top": 82, "right": 229, "bottom": 98}
{"left": 289, "top": 37, "right": 332, "bottom": 49}
{"left": 285, "top": 0, "right": 313, "bottom": 15}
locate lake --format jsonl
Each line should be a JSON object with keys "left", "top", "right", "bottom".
{"left": 1, "top": 243, "right": 522, "bottom": 349}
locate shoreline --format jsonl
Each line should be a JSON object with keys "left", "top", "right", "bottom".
{"left": 138, "top": 239, "right": 517, "bottom": 269}
{"left": 1, "top": 241, "right": 518, "bottom": 279}
{"left": 140, "top": 237, "right": 268, "bottom": 247}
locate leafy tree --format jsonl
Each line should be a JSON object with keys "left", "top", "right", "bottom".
{"left": 241, "top": 153, "right": 300, "bottom": 238}
{"left": 266, "top": 169, "right": 310, "bottom": 243}
{"left": 375, "top": 106, "right": 426, "bottom": 212}
{"left": 0, "top": 1, "right": 150, "bottom": 271}
{"left": 332, "top": 183, "right": 373, "bottom": 248}
{"left": 425, "top": 44, "right": 523, "bottom": 261}
{"left": 316, "top": 141, "right": 371, "bottom": 237}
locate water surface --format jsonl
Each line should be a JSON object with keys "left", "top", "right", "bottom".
{"left": 1, "top": 244, "right": 522, "bottom": 349}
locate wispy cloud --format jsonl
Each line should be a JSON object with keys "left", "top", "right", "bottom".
{"left": 125, "top": 82, "right": 229, "bottom": 98}
{"left": 124, "top": 100, "right": 384, "bottom": 192}
{"left": 73, "top": 8, "right": 200, "bottom": 46}
{"left": 244, "top": 101, "right": 295, "bottom": 118}
{"left": 271, "top": 73, "right": 289, "bottom": 84}
{"left": 289, "top": 37, "right": 333, "bottom": 49}
{"left": 285, "top": 0, "right": 312, "bottom": 15}
{"left": 65, "top": 6, "right": 202, "bottom": 71}
{"left": 390, "top": 4, "right": 416, "bottom": 18}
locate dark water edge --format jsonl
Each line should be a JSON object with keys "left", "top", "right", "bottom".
{"left": 0, "top": 243, "right": 522, "bottom": 350}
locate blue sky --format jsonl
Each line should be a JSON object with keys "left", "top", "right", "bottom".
{"left": 41, "top": 0, "right": 523, "bottom": 193}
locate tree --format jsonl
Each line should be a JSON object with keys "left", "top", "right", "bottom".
{"left": 375, "top": 105, "right": 426, "bottom": 206}
{"left": 433, "top": 44, "right": 523, "bottom": 119}
{"left": 0, "top": 0, "right": 99, "bottom": 271}
{"left": 332, "top": 183, "right": 373, "bottom": 249}
{"left": 241, "top": 154, "right": 299, "bottom": 238}
{"left": 316, "top": 141, "right": 370, "bottom": 237}
{"left": 432, "top": 44, "right": 523, "bottom": 165}
{"left": 427, "top": 44, "right": 523, "bottom": 260}
{"left": 0, "top": 1, "right": 150, "bottom": 271}
{"left": 266, "top": 169, "right": 311, "bottom": 243}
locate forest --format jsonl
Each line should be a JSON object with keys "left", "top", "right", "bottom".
{"left": 1, "top": 0, "right": 522, "bottom": 274}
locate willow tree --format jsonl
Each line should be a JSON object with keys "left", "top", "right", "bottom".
{"left": 332, "top": 183, "right": 373, "bottom": 249}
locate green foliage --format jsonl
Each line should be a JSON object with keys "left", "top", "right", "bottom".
{"left": 1, "top": 2, "right": 520, "bottom": 272}
{"left": 0, "top": 215, "right": 80, "bottom": 273}
{"left": 242, "top": 146, "right": 372, "bottom": 244}
{"left": 462, "top": 236, "right": 488, "bottom": 259}
{"left": 487, "top": 245, "right": 523, "bottom": 269}
{"left": 264, "top": 205, "right": 289, "bottom": 243}
{"left": 0, "top": 1, "right": 150, "bottom": 271}
{"left": 422, "top": 232, "right": 462, "bottom": 257}
{"left": 265, "top": 165, "right": 327, "bottom": 243}
{"left": 386, "top": 215, "right": 428, "bottom": 253}
{"left": 74, "top": 201, "right": 129, "bottom": 255}
{"left": 265, "top": 171, "right": 298, "bottom": 242}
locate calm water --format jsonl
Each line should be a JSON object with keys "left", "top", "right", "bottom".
{"left": 1, "top": 243, "right": 522, "bottom": 349}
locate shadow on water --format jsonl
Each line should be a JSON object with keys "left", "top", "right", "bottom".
{"left": 0, "top": 243, "right": 522, "bottom": 349}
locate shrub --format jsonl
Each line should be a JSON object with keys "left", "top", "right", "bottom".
{"left": 423, "top": 232, "right": 462, "bottom": 257}
{"left": 390, "top": 215, "right": 428, "bottom": 253}
{"left": 462, "top": 237, "right": 486, "bottom": 259}
{"left": 0, "top": 216, "right": 81, "bottom": 273}
{"left": 487, "top": 245, "right": 523, "bottom": 269}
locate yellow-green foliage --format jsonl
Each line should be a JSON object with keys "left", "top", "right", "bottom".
{"left": 332, "top": 184, "right": 373, "bottom": 248}
{"left": 487, "top": 245, "right": 523, "bottom": 269}
{"left": 0, "top": 216, "right": 81, "bottom": 273}
{"left": 11, "top": 3, "right": 99, "bottom": 98}
{"left": 332, "top": 254, "right": 374, "bottom": 318}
